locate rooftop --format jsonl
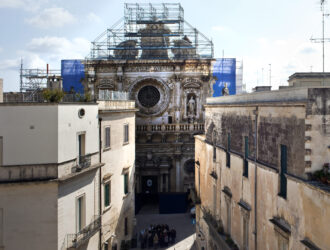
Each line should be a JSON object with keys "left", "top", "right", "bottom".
{"left": 206, "top": 86, "right": 330, "bottom": 106}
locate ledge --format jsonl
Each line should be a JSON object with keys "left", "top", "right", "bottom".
{"left": 238, "top": 200, "right": 251, "bottom": 211}
{"left": 269, "top": 217, "right": 291, "bottom": 235}
{"left": 59, "top": 163, "right": 104, "bottom": 182}
{"left": 300, "top": 238, "right": 321, "bottom": 250}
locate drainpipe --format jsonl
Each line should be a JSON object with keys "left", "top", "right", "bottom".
{"left": 254, "top": 107, "right": 258, "bottom": 250}
{"left": 99, "top": 117, "right": 103, "bottom": 250}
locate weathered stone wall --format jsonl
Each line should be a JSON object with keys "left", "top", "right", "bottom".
{"left": 195, "top": 134, "right": 330, "bottom": 250}
{"left": 205, "top": 105, "right": 307, "bottom": 178}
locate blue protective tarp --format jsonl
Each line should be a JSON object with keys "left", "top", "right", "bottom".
{"left": 212, "top": 58, "right": 236, "bottom": 97}
{"left": 159, "top": 193, "right": 187, "bottom": 214}
{"left": 61, "top": 60, "right": 85, "bottom": 94}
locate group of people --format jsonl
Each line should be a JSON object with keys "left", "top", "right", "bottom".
{"left": 139, "top": 224, "right": 176, "bottom": 249}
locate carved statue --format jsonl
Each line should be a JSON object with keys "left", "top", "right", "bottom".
{"left": 188, "top": 96, "right": 196, "bottom": 115}
{"left": 222, "top": 83, "right": 229, "bottom": 96}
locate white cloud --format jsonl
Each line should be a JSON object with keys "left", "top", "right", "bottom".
{"left": 26, "top": 36, "right": 91, "bottom": 62}
{"left": 0, "top": 58, "right": 21, "bottom": 71}
{"left": 26, "top": 7, "right": 76, "bottom": 28}
{"left": 87, "top": 12, "right": 102, "bottom": 23}
{"left": 0, "top": 0, "right": 46, "bottom": 11}
{"left": 212, "top": 25, "right": 227, "bottom": 32}
{"left": 242, "top": 37, "right": 326, "bottom": 92}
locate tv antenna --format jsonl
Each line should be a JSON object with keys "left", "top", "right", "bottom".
{"left": 310, "top": 0, "right": 330, "bottom": 72}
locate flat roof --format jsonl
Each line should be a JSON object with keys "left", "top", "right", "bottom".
{"left": 206, "top": 86, "right": 330, "bottom": 106}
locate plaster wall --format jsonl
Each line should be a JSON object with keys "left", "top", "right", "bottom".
{"left": 100, "top": 110, "right": 135, "bottom": 246}
{"left": 0, "top": 181, "right": 58, "bottom": 250}
{"left": 57, "top": 170, "right": 100, "bottom": 250}
{"left": 0, "top": 105, "right": 58, "bottom": 165}
{"left": 57, "top": 105, "right": 99, "bottom": 163}
{"left": 0, "top": 79, "right": 3, "bottom": 103}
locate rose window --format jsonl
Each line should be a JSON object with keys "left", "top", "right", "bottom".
{"left": 138, "top": 85, "right": 160, "bottom": 108}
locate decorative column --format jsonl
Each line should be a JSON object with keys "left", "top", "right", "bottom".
{"left": 175, "top": 155, "right": 181, "bottom": 192}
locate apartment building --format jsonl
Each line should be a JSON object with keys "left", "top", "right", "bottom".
{"left": 98, "top": 95, "right": 137, "bottom": 250}
{"left": 195, "top": 86, "right": 330, "bottom": 250}
{"left": 0, "top": 103, "right": 101, "bottom": 250}
{"left": 0, "top": 95, "right": 137, "bottom": 250}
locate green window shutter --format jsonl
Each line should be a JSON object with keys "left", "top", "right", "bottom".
{"left": 124, "top": 174, "right": 129, "bottom": 194}
{"left": 104, "top": 183, "right": 110, "bottom": 207}
{"left": 280, "top": 145, "right": 287, "bottom": 198}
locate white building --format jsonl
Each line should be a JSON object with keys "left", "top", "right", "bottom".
{"left": 0, "top": 103, "right": 102, "bottom": 250}
{"left": 98, "top": 98, "right": 137, "bottom": 249}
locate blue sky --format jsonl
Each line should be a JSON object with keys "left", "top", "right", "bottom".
{"left": 0, "top": 0, "right": 328, "bottom": 92}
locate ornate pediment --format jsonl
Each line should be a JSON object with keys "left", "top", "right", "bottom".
{"left": 183, "top": 78, "right": 201, "bottom": 88}
{"left": 98, "top": 79, "right": 115, "bottom": 89}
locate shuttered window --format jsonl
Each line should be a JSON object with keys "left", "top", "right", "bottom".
{"left": 124, "top": 173, "right": 129, "bottom": 194}
{"left": 104, "top": 182, "right": 111, "bottom": 207}
{"left": 124, "top": 124, "right": 129, "bottom": 143}
{"left": 279, "top": 145, "right": 287, "bottom": 199}
{"left": 105, "top": 127, "right": 110, "bottom": 148}
{"left": 243, "top": 136, "right": 249, "bottom": 177}
{"left": 226, "top": 133, "right": 231, "bottom": 168}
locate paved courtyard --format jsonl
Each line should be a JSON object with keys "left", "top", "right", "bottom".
{"left": 134, "top": 205, "right": 197, "bottom": 250}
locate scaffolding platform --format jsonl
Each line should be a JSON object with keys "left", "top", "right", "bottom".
{"left": 88, "top": 3, "right": 213, "bottom": 60}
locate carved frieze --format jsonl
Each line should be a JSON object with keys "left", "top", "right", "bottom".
{"left": 124, "top": 65, "right": 174, "bottom": 72}
{"left": 98, "top": 78, "right": 115, "bottom": 89}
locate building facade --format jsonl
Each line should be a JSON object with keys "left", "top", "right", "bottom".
{"left": 0, "top": 98, "right": 137, "bottom": 250}
{"left": 80, "top": 3, "right": 215, "bottom": 196}
{"left": 0, "top": 103, "right": 101, "bottom": 250}
{"left": 98, "top": 99, "right": 137, "bottom": 249}
{"left": 86, "top": 60, "right": 213, "bottom": 195}
{"left": 195, "top": 87, "right": 330, "bottom": 250}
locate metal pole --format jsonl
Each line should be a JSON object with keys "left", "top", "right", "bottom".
{"left": 322, "top": 3, "right": 325, "bottom": 72}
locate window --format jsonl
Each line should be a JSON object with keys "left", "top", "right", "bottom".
{"left": 243, "top": 136, "right": 249, "bottom": 177}
{"left": 213, "top": 146, "right": 216, "bottom": 162}
{"left": 105, "top": 127, "right": 110, "bottom": 149}
{"left": 278, "top": 234, "right": 289, "bottom": 250}
{"left": 0, "top": 137, "right": 2, "bottom": 166}
{"left": 226, "top": 133, "right": 231, "bottom": 168}
{"left": 124, "top": 217, "right": 128, "bottom": 236}
{"left": 76, "top": 195, "right": 86, "bottom": 232}
{"left": 104, "top": 182, "right": 111, "bottom": 207}
{"left": 124, "top": 124, "right": 129, "bottom": 143}
{"left": 0, "top": 208, "right": 3, "bottom": 247}
{"left": 78, "top": 133, "right": 86, "bottom": 164}
{"left": 124, "top": 173, "right": 129, "bottom": 195}
{"left": 279, "top": 145, "right": 287, "bottom": 199}
{"left": 243, "top": 216, "right": 249, "bottom": 250}
{"left": 225, "top": 197, "right": 231, "bottom": 235}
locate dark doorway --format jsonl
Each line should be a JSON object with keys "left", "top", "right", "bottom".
{"left": 141, "top": 176, "right": 158, "bottom": 204}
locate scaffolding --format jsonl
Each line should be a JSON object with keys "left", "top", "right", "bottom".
{"left": 20, "top": 60, "right": 61, "bottom": 92}
{"left": 89, "top": 3, "right": 213, "bottom": 60}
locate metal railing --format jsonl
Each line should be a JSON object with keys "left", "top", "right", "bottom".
{"left": 136, "top": 123, "right": 204, "bottom": 133}
{"left": 66, "top": 215, "right": 101, "bottom": 249}
{"left": 78, "top": 155, "right": 91, "bottom": 170}
{"left": 98, "top": 90, "right": 130, "bottom": 101}
{"left": 71, "top": 155, "right": 92, "bottom": 173}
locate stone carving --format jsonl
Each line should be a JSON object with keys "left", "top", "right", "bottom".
{"left": 183, "top": 78, "right": 201, "bottom": 88}
{"left": 188, "top": 96, "right": 196, "bottom": 116}
{"left": 114, "top": 40, "right": 138, "bottom": 59}
{"left": 98, "top": 79, "right": 115, "bottom": 89}
{"left": 139, "top": 23, "right": 171, "bottom": 59}
{"left": 171, "top": 37, "right": 196, "bottom": 59}
{"left": 222, "top": 83, "right": 229, "bottom": 96}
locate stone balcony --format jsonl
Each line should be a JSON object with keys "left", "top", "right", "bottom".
{"left": 136, "top": 123, "right": 204, "bottom": 133}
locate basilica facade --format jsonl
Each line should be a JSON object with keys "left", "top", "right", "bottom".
{"left": 85, "top": 58, "right": 214, "bottom": 195}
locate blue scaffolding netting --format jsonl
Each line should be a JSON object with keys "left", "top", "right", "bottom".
{"left": 61, "top": 60, "right": 85, "bottom": 94}
{"left": 212, "top": 58, "right": 236, "bottom": 97}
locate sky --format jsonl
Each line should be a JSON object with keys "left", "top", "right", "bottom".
{"left": 0, "top": 0, "right": 328, "bottom": 92}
